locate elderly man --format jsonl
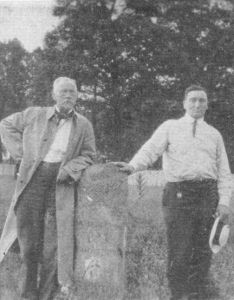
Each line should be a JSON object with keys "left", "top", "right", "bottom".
{"left": 116, "top": 85, "right": 232, "bottom": 300}
{"left": 0, "top": 77, "right": 96, "bottom": 300}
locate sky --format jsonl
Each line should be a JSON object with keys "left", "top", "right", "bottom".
{"left": 0, "top": 0, "right": 60, "bottom": 52}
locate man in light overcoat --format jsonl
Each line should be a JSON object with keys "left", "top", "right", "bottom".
{"left": 0, "top": 77, "right": 96, "bottom": 300}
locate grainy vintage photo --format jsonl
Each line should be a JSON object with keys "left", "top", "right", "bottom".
{"left": 0, "top": 1, "right": 234, "bottom": 300}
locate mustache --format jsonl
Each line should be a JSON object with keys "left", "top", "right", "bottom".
{"left": 61, "top": 100, "right": 74, "bottom": 104}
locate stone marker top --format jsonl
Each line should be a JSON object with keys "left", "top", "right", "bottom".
{"left": 78, "top": 163, "right": 129, "bottom": 219}
{"left": 78, "top": 164, "right": 167, "bottom": 225}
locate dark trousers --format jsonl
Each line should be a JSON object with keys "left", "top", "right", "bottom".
{"left": 162, "top": 180, "right": 218, "bottom": 300}
{"left": 15, "top": 162, "right": 60, "bottom": 300}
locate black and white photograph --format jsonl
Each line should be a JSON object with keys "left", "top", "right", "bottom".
{"left": 0, "top": 0, "right": 234, "bottom": 299}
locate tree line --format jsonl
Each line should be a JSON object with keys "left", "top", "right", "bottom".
{"left": 1, "top": 0, "right": 234, "bottom": 170}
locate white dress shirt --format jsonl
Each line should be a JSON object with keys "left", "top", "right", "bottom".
{"left": 43, "top": 118, "right": 72, "bottom": 163}
{"left": 129, "top": 114, "right": 232, "bottom": 206}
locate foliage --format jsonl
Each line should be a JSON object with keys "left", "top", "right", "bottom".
{"left": 2, "top": 1, "right": 234, "bottom": 168}
{"left": 0, "top": 39, "right": 29, "bottom": 119}
{"left": 22, "top": 0, "right": 234, "bottom": 168}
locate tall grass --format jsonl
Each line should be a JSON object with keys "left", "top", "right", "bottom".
{"left": 1, "top": 174, "right": 234, "bottom": 299}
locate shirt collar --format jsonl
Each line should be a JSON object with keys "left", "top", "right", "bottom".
{"left": 183, "top": 113, "right": 204, "bottom": 124}
{"left": 55, "top": 105, "right": 73, "bottom": 114}
{"left": 46, "top": 106, "right": 77, "bottom": 120}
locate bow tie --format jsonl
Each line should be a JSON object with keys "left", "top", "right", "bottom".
{"left": 54, "top": 109, "right": 74, "bottom": 125}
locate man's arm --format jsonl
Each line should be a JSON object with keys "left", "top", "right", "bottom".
{"left": 0, "top": 110, "right": 27, "bottom": 161}
{"left": 216, "top": 133, "right": 232, "bottom": 223}
{"left": 57, "top": 120, "right": 96, "bottom": 183}
{"left": 116, "top": 120, "right": 171, "bottom": 173}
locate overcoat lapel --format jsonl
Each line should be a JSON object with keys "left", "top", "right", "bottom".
{"left": 24, "top": 117, "right": 58, "bottom": 187}
{"left": 38, "top": 118, "right": 58, "bottom": 162}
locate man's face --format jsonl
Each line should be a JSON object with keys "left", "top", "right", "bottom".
{"left": 183, "top": 90, "right": 208, "bottom": 119}
{"left": 53, "top": 81, "right": 77, "bottom": 113}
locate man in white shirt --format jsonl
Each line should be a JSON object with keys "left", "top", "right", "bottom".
{"left": 116, "top": 85, "right": 231, "bottom": 300}
{"left": 0, "top": 77, "right": 96, "bottom": 300}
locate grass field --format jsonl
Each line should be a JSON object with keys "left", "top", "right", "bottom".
{"left": 0, "top": 176, "right": 20, "bottom": 300}
{"left": 1, "top": 174, "right": 234, "bottom": 300}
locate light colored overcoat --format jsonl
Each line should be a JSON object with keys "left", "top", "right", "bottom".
{"left": 0, "top": 106, "right": 96, "bottom": 287}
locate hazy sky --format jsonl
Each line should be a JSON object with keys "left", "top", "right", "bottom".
{"left": 0, "top": 0, "right": 60, "bottom": 52}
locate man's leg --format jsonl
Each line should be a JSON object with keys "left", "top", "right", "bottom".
{"left": 15, "top": 166, "right": 48, "bottom": 299}
{"left": 163, "top": 206, "right": 194, "bottom": 300}
{"left": 187, "top": 183, "right": 218, "bottom": 299}
{"left": 15, "top": 162, "right": 60, "bottom": 300}
{"left": 188, "top": 209, "right": 216, "bottom": 299}
{"left": 38, "top": 183, "right": 59, "bottom": 300}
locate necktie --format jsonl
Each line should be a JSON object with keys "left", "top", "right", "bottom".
{"left": 192, "top": 119, "right": 197, "bottom": 137}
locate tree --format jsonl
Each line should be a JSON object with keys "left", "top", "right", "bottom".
{"left": 30, "top": 0, "right": 234, "bottom": 168}
{"left": 0, "top": 39, "right": 30, "bottom": 119}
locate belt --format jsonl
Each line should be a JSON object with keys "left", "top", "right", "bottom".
{"left": 185, "top": 178, "right": 216, "bottom": 184}
{"left": 168, "top": 178, "right": 217, "bottom": 187}
{"left": 176, "top": 179, "right": 217, "bottom": 189}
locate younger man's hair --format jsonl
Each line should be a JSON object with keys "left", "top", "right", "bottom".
{"left": 184, "top": 85, "right": 207, "bottom": 99}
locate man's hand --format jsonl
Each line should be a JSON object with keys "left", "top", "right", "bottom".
{"left": 57, "top": 168, "right": 73, "bottom": 184}
{"left": 215, "top": 204, "right": 230, "bottom": 224}
{"left": 112, "top": 162, "right": 135, "bottom": 174}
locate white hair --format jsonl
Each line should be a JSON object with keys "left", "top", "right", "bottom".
{"left": 53, "top": 77, "right": 77, "bottom": 94}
